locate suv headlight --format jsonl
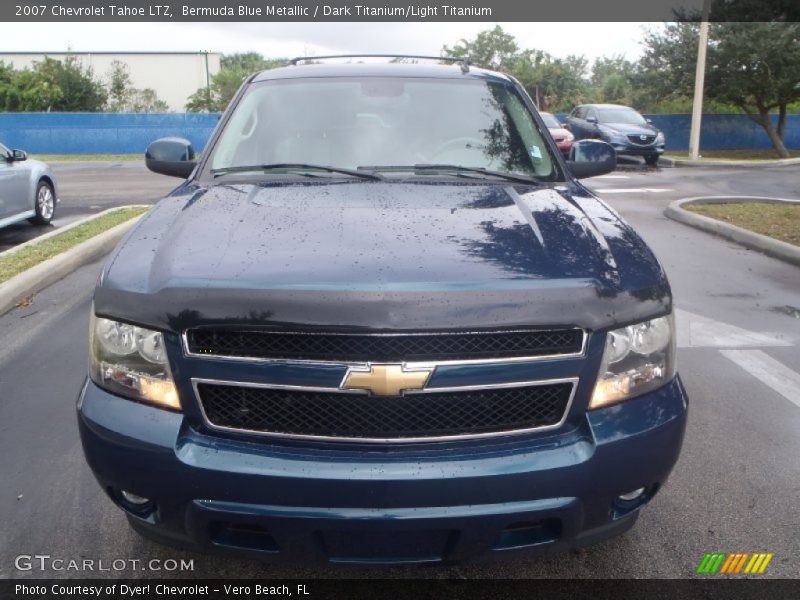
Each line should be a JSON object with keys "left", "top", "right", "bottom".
{"left": 89, "top": 314, "right": 180, "bottom": 410}
{"left": 656, "top": 131, "right": 665, "bottom": 144}
{"left": 590, "top": 313, "right": 676, "bottom": 409}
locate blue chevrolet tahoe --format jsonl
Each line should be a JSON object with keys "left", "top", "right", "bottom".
{"left": 77, "top": 57, "right": 688, "bottom": 564}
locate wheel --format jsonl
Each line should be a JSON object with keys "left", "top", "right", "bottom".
{"left": 28, "top": 180, "right": 56, "bottom": 225}
{"left": 644, "top": 154, "right": 660, "bottom": 166}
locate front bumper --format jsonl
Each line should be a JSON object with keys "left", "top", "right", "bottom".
{"left": 77, "top": 377, "right": 688, "bottom": 564}
{"left": 607, "top": 140, "right": 665, "bottom": 157}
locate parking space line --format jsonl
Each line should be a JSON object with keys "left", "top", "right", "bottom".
{"left": 676, "top": 309, "right": 792, "bottom": 348}
{"left": 595, "top": 188, "right": 671, "bottom": 194}
{"left": 720, "top": 349, "right": 800, "bottom": 409}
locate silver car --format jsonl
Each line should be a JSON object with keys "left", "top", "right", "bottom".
{"left": 0, "top": 142, "right": 59, "bottom": 229}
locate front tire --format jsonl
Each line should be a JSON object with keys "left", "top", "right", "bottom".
{"left": 28, "top": 181, "right": 56, "bottom": 225}
{"left": 644, "top": 154, "right": 660, "bottom": 166}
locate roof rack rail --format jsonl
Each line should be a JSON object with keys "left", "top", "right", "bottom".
{"left": 289, "top": 54, "right": 471, "bottom": 73}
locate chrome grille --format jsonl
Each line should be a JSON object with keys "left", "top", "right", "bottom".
{"left": 196, "top": 381, "right": 575, "bottom": 442}
{"left": 627, "top": 134, "right": 657, "bottom": 145}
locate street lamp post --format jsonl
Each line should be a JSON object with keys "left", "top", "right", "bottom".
{"left": 202, "top": 50, "right": 211, "bottom": 109}
{"left": 688, "top": 0, "right": 711, "bottom": 160}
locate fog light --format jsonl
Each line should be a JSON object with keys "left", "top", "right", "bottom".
{"left": 618, "top": 487, "right": 646, "bottom": 502}
{"left": 121, "top": 490, "right": 150, "bottom": 505}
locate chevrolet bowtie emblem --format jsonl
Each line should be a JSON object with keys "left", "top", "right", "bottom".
{"left": 342, "top": 364, "right": 433, "bottom": 396}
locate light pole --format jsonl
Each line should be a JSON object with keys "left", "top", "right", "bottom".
{"left": 202, "top": 50, "right": 211, "bottom": 109}
{"left": 688, "top": 0, "right": 711, "bottom": 160}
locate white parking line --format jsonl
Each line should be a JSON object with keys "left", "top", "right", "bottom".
{"left": 595, "top": 188, "right": 671, "bottom": 194}
{"left": 720, "top": 350, "right": 800, "bottom": 408}
{"left": 591, "top": 175, "right": 630, "bottom": 179}
{"left": 675, "top": 309, "right": 792, "bottom": 348}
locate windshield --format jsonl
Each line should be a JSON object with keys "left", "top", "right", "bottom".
{"left": 597, "top": 108, "right": 647, "bottom": 125}
{"left": 209, "top": 77, "right": 556, "bottom": 180}
{"left": 540, "top": 113, "right": 560, "bottom": 128}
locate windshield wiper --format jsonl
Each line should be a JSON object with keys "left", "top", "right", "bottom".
{"left": 212, "top": 163, "right": 383, "bottom": 181}
{"left": 359, "top": 164, "right": 541, "bottom": 184}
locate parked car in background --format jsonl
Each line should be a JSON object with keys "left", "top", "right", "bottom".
{"left": 540, "top": 112, "right": 573, "bottom": 156}
{"left": 0, "top": 142, "right": 58, "bottom": 229}
{"left": 566, "top": 104, "right": 665, "bottom": 166}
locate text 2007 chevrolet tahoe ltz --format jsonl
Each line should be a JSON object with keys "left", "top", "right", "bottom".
{"left": 77, "top": 59, "right": 687, "bottom": 564}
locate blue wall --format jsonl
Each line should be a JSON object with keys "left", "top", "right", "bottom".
{"left": 647, "top": 113, "right": 800, "bottom": 151}
{"left": 0, "top": 112, "right": 797, "bottom": 154}
{"left": 0, "top": 113, "right": 220, "bottom": 154}
{"left": 554, "top": 113, "right": 799, "bottom": 152}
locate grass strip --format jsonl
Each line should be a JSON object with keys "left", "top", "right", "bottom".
{"left": 685, "top": 202, "right": 800, "bottom": 246}
{"left": 0, "top": 207, "right": 148, "bottom": 283}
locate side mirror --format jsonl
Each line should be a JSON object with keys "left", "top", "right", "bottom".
{"left": 646, "top": 118, "right": 653, "bottom": 124}
{"left": 561, "top": 122, "right": 569, "bottom": 128}
{"left": 566, "top": 139, "right": 617, "bottom": 179}
{"left": 586, "top": 116, "right": 598, "bottom": 125}
{"left": 9, "top": 149, "right": 27, "bottom": 162}
{"left": 145, "top": 137, "right": 196, "bottom": 179}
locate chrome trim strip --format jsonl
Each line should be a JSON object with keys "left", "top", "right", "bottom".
{"left": 181, "top": 330, "right": 588, "bottom": 368}
{"left": 191, "top": 377, "right": 578, "bottom": 444}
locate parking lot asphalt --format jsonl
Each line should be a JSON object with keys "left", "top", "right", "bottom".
{"left": 0, "top": 162, "right": 798, "bottom": 579}
{"left": 0, "top": 161, "right": 175, "bottom": 252}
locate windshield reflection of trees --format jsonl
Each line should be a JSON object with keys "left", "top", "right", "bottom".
{"left": 478, "top": 86, "right": 535, "bottom": 175}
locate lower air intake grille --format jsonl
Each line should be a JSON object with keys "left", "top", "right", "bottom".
{"left": 197, "top": 382, "right": 574, "bottom": 441}
{"left": 186, "top": 328, "right": 584, "bottom": 362}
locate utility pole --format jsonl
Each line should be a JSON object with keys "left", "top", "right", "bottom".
{"left": 688, "top": 0, "right": 711, "bottom": 160}
{"left": 203, "top": 50, "right": 211, "bottom": 110}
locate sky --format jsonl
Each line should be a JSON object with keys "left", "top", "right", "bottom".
{"left": 0, "top": 22, "right": 656, "bottom": 63}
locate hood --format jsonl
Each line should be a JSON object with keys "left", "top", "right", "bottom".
{"left": 601, "top": 122, "right": 658, "bottom": 136}
{"left": 96, "top": 181, "right": 670, "bottom": 332}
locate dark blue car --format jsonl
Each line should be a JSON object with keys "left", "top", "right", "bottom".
{"left": 77, "top": 58, "right": 687, "bottom": 564}
{"left": 566, "top": 104, "right": 666, "bottom": 166}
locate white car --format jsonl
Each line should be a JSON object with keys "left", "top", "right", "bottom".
{"left": 0, "top": 142, "right": 59, "bottom": 229}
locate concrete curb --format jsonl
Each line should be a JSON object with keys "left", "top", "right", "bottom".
{"left": 0, "top": 207, "right": 148, "bottom": 316}
{"left": 0, "top": 206, "right": 150, "bottom": 260}
{"left": 661, "top": 156, "right": 800, "bottom": 168}
{"left": 664, "top": 196, "right": 800, "bottom": 267}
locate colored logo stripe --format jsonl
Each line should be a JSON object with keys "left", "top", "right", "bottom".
{"left": 697, "top": 552, "right": 773, "bottom": 574}
{"left": 697, "top": 553, "right": 726, "bottom": 573}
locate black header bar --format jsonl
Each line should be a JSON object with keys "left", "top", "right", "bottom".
{"left": 3, "top": 0, "right": 799, "bottom": 22}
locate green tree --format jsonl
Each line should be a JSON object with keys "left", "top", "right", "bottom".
{"left": 442, "top": 25, "right": 520, "bottom": 71}
{"left": 441, "top": 27, "right": 590, "bottom": 112}
{"left": 590, "top": 55, "right": 635, "bottom": 104}
{"left": 104, "top": 60, "right": 168, "bottom": 112}
{"left": 0, "top": 62, "right": 59, "bottom": 111}
{"left": 640, "top": 21, "right": 800, "bottom": 157}
{"left": 186, "top": 53, "right": 286, "bottom": 112}
{"left": 0, "top": 56, "right": 106, "bottom": 111}
{"left": 106, "top": 60, "right": 133, "bottom": 111}
{"left": 129, "top": 89, "right": 168, "bottom": 112}
{"left": 34, "top": 56, "right": 107, "bottom": 111}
